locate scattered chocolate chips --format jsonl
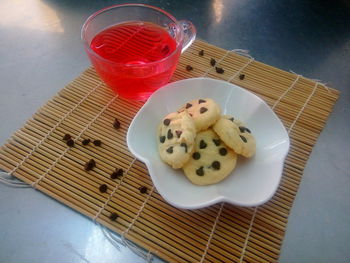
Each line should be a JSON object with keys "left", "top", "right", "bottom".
{"left": 219, "top": 148, "right": 227, "bottom": 156}
{"left": 109, "top": 212, "right": 119, "bottom": 221}
{"left": 66, "top": 139, "right": 74, "bottom": 147}
{"left": 198, "top": 99, "right": 206, "bottom": 104}
{"left": 198, "top": 50, "right": 204, "bottom": 56}
{"left": 196, "top": 166, "right": 204, "bottom": 176}
{"left": 215, "top": 67, "right": 224, "bottom": 74}
{"left": 111, "top": 168, "right": 123, "bottom": 179}
{"left": 240, "top": 135, "right": 247, "bottom": 143}
{"left": 63, "top": 134, "right": 71, "bottom": 141}
{"left": 239, "top": 74, "right": 245, "bottom": 80}
{"left": 199, "top": 140, "right": 207, "bottom": 149}
{"left": 159, "top": 136, "right": 166, "bottom": 143}
{"left": 213, "top": 139, "right": 221, "bottom": 146}
{"left": 167, "top": 129, "right": 173, "bottom": 140}
{"left": 93, "top": 139, "right": 102, "bottom": 146}
{"left": 192, "top": 152, "right": 201, "bottom": 160}
{"left": 82, "top": 139, "right": 91, "bottom": 145}
{"left": 139, "top": 186, "right": 148, "bottom": 194}
{"left": 113, "top": 118, "right": 121, "bottom": 129}
{"left": 163, "top": 118, "right": 171, "bottom": 126}
{"left": 210, "top": 58, "right": 216, "bottom": 66}
{"left": 84, "top": 159, "right": 96, "bottom": 171}
{"left": 99, "top": 184, "right": 108, "bottom": 193}
{"left": 212, "top": 161, "right": 221, "bottom": 170}
{"left": 176, "top": 130, "right": 182, "bottom": 138}
{"left": 186, "top": 65, "right": 193, "bottom": 71}
{"left": 166, "top": 146, "right": 173, "bottom": 153}
{"left": 180, "top": 142, "right": 188, "bottom": 153}
{"left": 200, "top": 107, "right": 208, "bottom": 114}
{"left": 185, "top": 103, "right": 192, "bottom": 109}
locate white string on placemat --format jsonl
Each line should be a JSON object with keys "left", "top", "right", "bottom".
{"left": 31, "top": 93, "right": 118, "bottom": 188}
{"left": 227, "top": 57, "right": 255, "bottom": 83}
{"left": 0, "top": 82, "right": 103, "bottom": 188}
{"left": 202, "top": 49, "right": 233, "bottom": 77}
{"left": 200, "top": 202, "right": 225, "bottom": 263}
{"left": 272, "top": 74, "right": 302, "bottom": 110}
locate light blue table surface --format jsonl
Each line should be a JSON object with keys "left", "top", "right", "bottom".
{"left": 1, "top": 0, "right": 350, "bottom": 262}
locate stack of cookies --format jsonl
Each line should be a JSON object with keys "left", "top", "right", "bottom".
{"left": 157, "top": 98, "right": 256, "bottom": 186}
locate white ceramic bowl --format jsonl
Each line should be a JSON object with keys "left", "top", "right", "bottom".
{"left": 127, "top": 78, "right": 290, "bottom": 209}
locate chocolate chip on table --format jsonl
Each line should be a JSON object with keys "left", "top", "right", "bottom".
{"left": 240, "top": 135, "right": 247, "bottom": 143}
{"left": 111, "top": 168, "right": 123, "bottom": 179}
{"left": 199, "top": 140, "right": 207, "bottom": 149}
{"left": 185, "top": 103, "right": 192, "bottom": 109}
{"left": 213, "top": 139, "right": 221, "bottom": 146}
{"left": 180, "top": 143, "right": 188, "bottom": 153}
{"left": 163, "top": 118, "right": 171, "bottom": 126}
{"left": 176, "top": 130, "right": 182, "bottom": 138}
{"left": 200, "top": 107, "right": 208, "bottom": 114}
{"left": 66, "top": 139, "right": 74, "bottom": 147}
{"left": 239, "top": 74, "right": 245, "bottom": 80}
{"left": 166, "top": 146, "right": 173, "bottom": 153}
{"left": 219, "top": 148, "right": 227, "bottom": 156}
{"left": 82, "top": 139, "right": 90, "bottom": 145}
{"left": 99, "top": 184, "right": 108, "bottom": 193}
{"left": 196, "top": 166, "right": 204, "bottom": 176}
{"left": 113, "top": 118, "right": 121, "bottom": 129}
{"left": 198, "top": 99, "right": 206, "bottom": 104}
{"left": 167, "top": 129, "right": 173, "bottom": 140}
{"left": 109, "top": 212, "right": 119, "bottom": 221}
{"left": 63, "top": 134, "right": 71, "bottom": 141}
{"left": 93, "top": 139, "right": 102, "bottom": 146}
{"left": 159, "top": 136, "right": 166, "bottom": 143}
{"left": 212, "top": 161, "right": 221, "bottom": 170}
{"left": 192, "top": 152, "right": 201, "bottom": 160}
{"left": 198, "top": 50, "right": 204, "bottom": 56}
{"left": 84, "top": 159, "right": 96, "bottom": 171}
{"left": 215, "top": 67, "right": 224, "bottom": 74}
{"left": 139, "top": 186, "right": 148, "bottom": 194}
{"left": 210, "top": 58, "right": 216, "bottom": 66}
{"left": 186, "top": 65, "right": 193, "bottom": 71}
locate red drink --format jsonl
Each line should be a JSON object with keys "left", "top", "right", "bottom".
{"left": 89, "top": 22, "right": 180, "bottom": 100}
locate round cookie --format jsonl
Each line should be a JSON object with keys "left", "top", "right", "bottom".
{"left": 182, "top": 129, "right": 237, "bottom": 186}
{"left": 178, "top": 98, "right": 221, "bottom": 132}
{"left": 213, "top": 115, "right": 256, "bottom": 158}
{"left": 157, "top": 111, "right": 196, "bottom": 169}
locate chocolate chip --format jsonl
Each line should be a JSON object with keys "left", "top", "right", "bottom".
{"left": 84, "top": 159, "right": 96, "bottom": 171}
{"left": 213, "top": 139, "right": 221, "bottom": 146}
{"left": 111, "top": 168, "right": 123, "bottom": 179}
{"left": 186, "top": 65, "right": 193, "bottom": 71}
{"left": 219, "top": 148, "right": 227, "bottom": 156}
{"left": 113, "top": 118, "right": 121, "bottom": 129}
{"left": 199, "top": 140, "right": 207, "bottom": 149}
{"left": 166, "top": 146, "right": 173, "bottom": 153}
{"left": 176, "top": 130, "right": 182, "bottom": 138}
{"left": 180, "top": 143, "right": 188, "bottom": 153}
{"left": 192, "top": 152, "right": 201, "bottom": 160}
{"left": 212, "top": 161, "right": 221, "bottom": 170}
{"left": 185, "top": 103, "right": 192, "bottom": 109}
{"left": 240, "top": 135, "right": 247, "bottom": 143}
{"left": 63, "top": 134, "right": 71, "bottom": 141}
{"left": 239, "top": 74, "right": 245, "bottom": 80}
{"left": 215, "top": 67, "right": 224, "bottom": 74}
{"left": 66, "top": 139, "right": 74, "bottom": 147}
{"left": 196, "top": 167, "right": 204, "bottom": 176}
{"left": 198, "top": 99, "right": 206, "bottom": 104}
{"left": 109, "top": 212, "right": 118, "bottom": 221}
{"left": 189, "top": 113, "right": 193, "bottom": 117}
{"left": 199, "top": 50, "right": 204, "bottom": 56}
{"left": 239, "top": 126, "right": 251, "bottom": 133}
{"left": 210, "top": 58, "right": 216, "bottom": 66}
{"left": 245, "top": 127, "right": 251, "bottom": 133}
{"left": 139, "top": 186, "right": 148, "bottom": 194}
{"left": 93, "top": 140, "right": 102, "bottom": 146}
{"left": 229, "top": 117, "right": 234, "bottom": 122}
{"left": 200, "top": 107, "right": 208, "bottom": 114}
{"left": 159, "top": 136, "right": 166, "bottom": 143}
{"left": 167, "top": 129, "right": 173, "bottom": 140}
{"left": 82, "top": 139, "right": 90, "bottom": 145}
{"left": 163, "top": 118, "right": 171, "bottom": 126}
{"left": 99, "top": 184, "right": 108, "bottom": 193}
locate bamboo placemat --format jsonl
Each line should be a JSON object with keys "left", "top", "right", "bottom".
{"left": 0, "top": 40, "right": 339, "bottom": 262}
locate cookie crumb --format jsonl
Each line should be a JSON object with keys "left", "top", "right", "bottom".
{"left": 109, "top": 212, "right": 118, "bottom": 221}
{"left": 186, "top": 65, "right": 193, "bottom": 71}
{"left": 63, "top": 134, "right": 71, "bottom": 141}
{"left": 113, "top": 118, "right": 121, "bottom": 129}
{"left": 66, "top": 139, "right": 74, "bottom": 147}
{"left": 239, "top": 74, "right": 245, "bottom": 80}
{"left": 93, "top": 139, "right": 102, "bottom": 146}
{"left": 84, "top": 159, "right": 96, "bottom": 171}
{"left": 198, "top": 50, "right": 204, "bottom": 56}
{"left": 210, "top": 58, "right": 216, "bottom": 66}
{"left": 82, "top": 139, "right": 90, "bottom": 145}
{"left": 139, "top": 186, "right": 148, "bottom": 194}
{"left": 215, "top": 67, "right": 224, "bottom": 74}
{"left": 99, "top": 184, "right": 108, "bottom": 193}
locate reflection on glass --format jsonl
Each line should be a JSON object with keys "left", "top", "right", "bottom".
{"left": 212, "top": 0, "right": 224, "bottom": 23}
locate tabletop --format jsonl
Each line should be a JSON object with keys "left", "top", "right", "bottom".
{"left": 0, "top": 0, "right": 349, "bottom": 262}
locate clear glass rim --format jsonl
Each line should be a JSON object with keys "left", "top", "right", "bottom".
{"left": 81, "top": 3, "right": 184, "bottom": 68}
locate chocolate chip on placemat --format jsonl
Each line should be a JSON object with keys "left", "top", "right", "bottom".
{"left": 215, "top": 67, "right": 224, "bottom": 74}
{"left": 84, "top": 159, "right": 96, "bottom": 171}
{"left": 186, "top": 65, "right": 193, "bottom": 71}
{"left": 93, "top": 139, "right": 102, "bottom": 146}
{"left": 99, "top": 184, "right": 108, "bottom": 193}
{"left": 113, "top": 118, "right": 121, "bottom": 129}
{"left": 239, "top": 74, "right": 245, "bottom": 80}
{"left": 109, "top": 212, "right": 119, "bottom": 221}
{"left": 82, "top": 139, "right": 90, "bottom": 145}
{"left": 210, "top": 58, "right": 216, "bottom": 66}
{"left": 66, "top": 139, "right": 74, "bottom": 147}
{"left": 63, "top": 134, "right": 71, "bottom": 141}
{"left": 111, "top": 168, "right": 123, "bottom": 179}
{"left": 198, "top": 50, "right": 204, "bottom": 56}
{"left": 139, "top": 186, "right": 148, "bottom": 194}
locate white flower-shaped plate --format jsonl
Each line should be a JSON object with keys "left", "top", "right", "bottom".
{"left": 127, "top": 78, "right": 290, "bottom": 209}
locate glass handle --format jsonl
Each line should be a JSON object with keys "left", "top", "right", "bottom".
{"left": 178, "top": 20, "right": 196, "bottom": 53}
